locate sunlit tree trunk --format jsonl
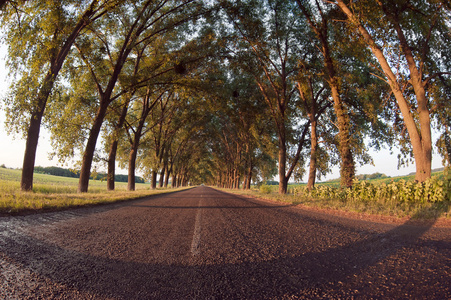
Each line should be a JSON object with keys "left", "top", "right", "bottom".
{"left": 21, "top": 79, "right": 50, "bottom": 191}
{"left": 151, "top": 170, "right": 157, "bottom": 189}
{"left": 330, "top": 85, "right": 355, "bottom": 188}
{"left": 296, "top": 0, "right": 355, "bottom": 188}
{"left": 307, "top": 113, "right": 318, "bottom": 191}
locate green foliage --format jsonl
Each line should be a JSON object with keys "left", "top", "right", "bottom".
{"left": 293, "top": 172, "right": 450, "bottom": 204}
{"left": 32, "top": 166, "right": 145, "bottom": 183}
{"left": 259, "top": 184, "right": 272, "bottom": 194}
{"left": 264, "top": 180, "right": 279, "bottom": 186}
{"left": 222, "top": 170, "right": 450, "bottom": 219}
{"left": 34, "top": 166, "right": 79, "bottom": 178}
{"left": 355, "top": 172, "right": 388, "bottom": 181}
{"left": 1, "top": 0, "right": 449, "bottom": 195}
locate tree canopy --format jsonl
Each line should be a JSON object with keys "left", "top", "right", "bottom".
{"left": 1, "top": 0, "right": 449, "bottom": 194}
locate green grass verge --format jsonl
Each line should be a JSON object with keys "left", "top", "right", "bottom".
{"left": 222, "top": 171, "right": 451, "bottom": 221}
{"left": 0, "top": 168, "right": 190, "bottom": 215}
{"left": 222, "top": 187, "right": 450, "bottom": 220}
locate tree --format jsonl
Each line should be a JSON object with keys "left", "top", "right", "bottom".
{"left": 73, "top": 0, "right": 204, "bottom": 192}
{"left": 125, "top": 88, "right": 168, "bottom": 190}
{"left": 295, "top": 0, "right": 359, "bottom": 187}
{"left": 296, "top": 71, "right": 332, "bottom": 190}
{"left": 224, "top": 0, "right": 315, "bottom": 193}
{"left": 104, "top": 95, "right": 130, "bottom": 191}
{"left": 332, "top": 0, "right": 451, "bottom": 182}
{"left": 2, "top": 0, "right": 116, "bottom": 191}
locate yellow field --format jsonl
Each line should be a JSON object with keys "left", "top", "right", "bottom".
{"left": 0, "top": 167, "right": 189, "bottom": 214}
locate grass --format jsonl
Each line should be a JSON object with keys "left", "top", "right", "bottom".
{"left": 223, "top": 171, "right": 451, "bottom": 221}
{"left": 2, "top": 167, "right": 449, "bottom": 221}
{"left": 0, "top": 168, "right": 190, "bottom": 215}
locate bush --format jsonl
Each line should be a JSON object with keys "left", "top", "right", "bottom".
{"left": 259, "top": 185, "right": 272, "bottom": 194}
{"left": 292, "top": 170, "right": 450, "bottom": 204}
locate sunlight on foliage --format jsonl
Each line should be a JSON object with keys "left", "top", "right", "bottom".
{"left": 223, "top": 170, "right": 450, "bottom": 220}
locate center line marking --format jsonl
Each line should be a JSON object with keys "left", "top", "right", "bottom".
{"left": 191, "top": 198, "right": 202, "bottom": 256}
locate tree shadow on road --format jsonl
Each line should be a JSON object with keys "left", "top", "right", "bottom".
{"left": 0, "top": 198, "right": 449, "bottom": 299}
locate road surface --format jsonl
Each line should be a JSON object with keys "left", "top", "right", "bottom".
{"left": 1, "top": 186, "right": 450, "bottom": 299}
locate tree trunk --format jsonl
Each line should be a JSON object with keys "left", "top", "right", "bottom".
{"left": 21, "top": 88, "right": 48, "bottom": 191}
{"left": 325, "top": 54, "right": 355, "bottom": 188}
{"left": 243, "top": 174, "right": 248, "bottom": 190}
{"left": 331, "top": 86, "right": 355, "bottom": 188}
{"left": 159, "top": 168, "right": 164, "bottom": 188}
{"left": 151, "top": 170, "right": 157, "bottom": 189}
{"left": 20, "top": 3, "right": 96, "bottom": 191}
{"left": 107, "top": 103, "right": 128, "bottom": 191}
{"left": 307, "top": 115, "right": 318, "bottom": 190}
{"left": 107, "top": 140, "right": 118, "bottom": 191}
{"left": 392, "top": 18, "right": 432, "bottom": 182}
{"left": 246, "top": 164, "right": 252, "bottom": 189}
{"left": 128, "top": 126, "right": 144, "bottom": 192}
{"left": 278, "top": 137, "right": 288, "bottom": 194}
{"left": 78, "top": 102, "right": 109, "bottom": 193}
{"left": 164, "top": 167, "right": 170, "bottom": 187}
{"left": 172, "top": 174, "right": 177, "bottom": 188}
{"left": 128, "top": 148, "right": 137, "bottom": 191}
{"left": 21, "top": 110, "right": 43, "bottom": 191}
{"left": 296, "top": 1, "right": 354, "bottom": 188}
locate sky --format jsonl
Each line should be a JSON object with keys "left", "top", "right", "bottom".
{"left": 0, "top": 43, "right": 445, "bottom": 182}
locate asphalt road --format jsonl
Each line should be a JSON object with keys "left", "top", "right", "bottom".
{"left": 0, "top": 186, "right": 450, "bottom": 299}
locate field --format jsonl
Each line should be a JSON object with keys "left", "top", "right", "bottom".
{"left": 225, "top": 170, "right": 451, "bottom": 220}
{"left": 1, "top": 167, "right": 450, "bottom": 220}
{"left": 0, "top": 167, "right": 189, "bottom": 215}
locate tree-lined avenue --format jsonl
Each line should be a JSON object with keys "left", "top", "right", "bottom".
{"left": 2, "top": 1, "right": 450, "bottom": 194}
{"left": 1, "top": 186, "right": 449, "bottom": 298}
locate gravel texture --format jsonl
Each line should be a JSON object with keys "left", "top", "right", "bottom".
{"left": 0, "top": 186, "right": 450, "bottom": 299}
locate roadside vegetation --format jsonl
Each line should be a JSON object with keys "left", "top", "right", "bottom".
{"left": 0, "top": 168, "right": 189, "bottom": 215}
{"left": 1, "top": 165, "right": 449, "bottom": 220}
{"left": 225, "top": 170, "right": 451, "bottom": 220}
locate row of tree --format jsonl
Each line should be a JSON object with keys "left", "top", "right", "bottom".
{"left": 33, "top": 166, "right": 145, "bottom": 183}
{"left": 1, "top": 0, "right": 450, "bottom": 194}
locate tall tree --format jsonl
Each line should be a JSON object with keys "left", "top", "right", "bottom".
{"left": 124, "top": 88, "right": 167, "bottom": 190}
{"left": 2, "top": 0, "right": 116, "bottom": 191}
{"left": 224, "top": 0, "right": 314, "bottom": 193}
{"left": 295, "top": 0, "right": 357, "bottom": 187}
{"left": 74, "top": 0, "right": 203, "bottom": 192}
{"left": 296, "top": 73, "right": 332, "bottom": 190}
{"left": 332, "top": 0, "right": 451, "bottom": 182}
